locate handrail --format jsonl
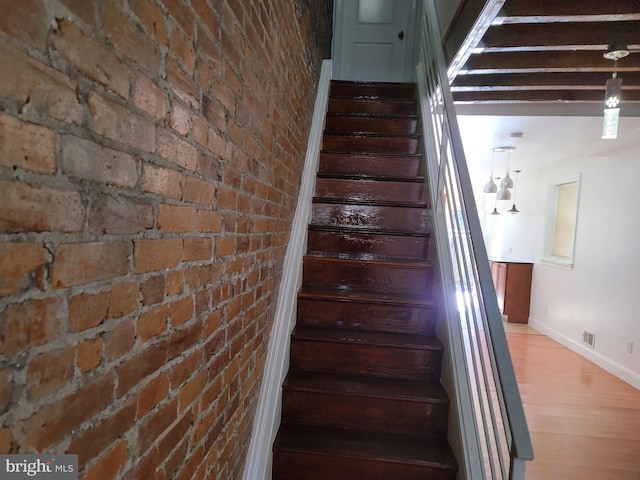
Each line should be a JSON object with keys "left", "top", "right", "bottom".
{"left": 416, "top": 2, "right": 534, "bottom": 479}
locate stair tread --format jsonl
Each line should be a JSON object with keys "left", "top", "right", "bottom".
{"left": 313, "top": 196, "right": 429, "bottom": 208}
{"left": 284, "top": 371, "right": 448, "bottom": 402}
{"left": 292, "top": 326, "right": 443, "bottom": 350}
{"left": 317, "top": 172, "right": 424, "bottom": 183}
{"left": 275, "top": 424, "right": 457, "bottom": 469}
{"left": 303, "top": 254, "right": 432, "bottom": 268}
{"left": 304, "top": 251, "right": 425, "bottom": 263}
{"left": 308, "top": 224, "right": 430, "bottom": 238}
{"left": 321, "top": 151, "right": 422, "bottom": 158}
{"left": 298, "top": 286, "right": 438, "bottom": 307}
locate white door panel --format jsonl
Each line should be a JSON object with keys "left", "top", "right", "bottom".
{"left": 333, "top": 0, "right": 418, "bottom": 82}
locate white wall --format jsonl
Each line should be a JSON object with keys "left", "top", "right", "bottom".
{"left": 474, "top": 117, "right": 640, "bottom": 389}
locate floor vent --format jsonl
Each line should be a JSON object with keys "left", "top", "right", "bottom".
{"left": 582, "top": 330, "right": 595, "bottom": 349}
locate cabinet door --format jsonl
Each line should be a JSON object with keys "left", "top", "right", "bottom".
{"left": 494, "top": 263, "right": 506, "bottom": 312}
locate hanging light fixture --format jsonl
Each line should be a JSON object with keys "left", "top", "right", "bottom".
{"left": 483, "top": 149, "right": 498, "bottom": 193}
{"left": 490, "top": 177, "right": 501, "bottom": 215}
{"left": 508, "top": 170, "right": 521, "bottom": 214}
{"left": 496, "top": 147, "right": 514, "bottom": 200}
{"left": 602, "top": 46, "right": 629, "bottom": 140}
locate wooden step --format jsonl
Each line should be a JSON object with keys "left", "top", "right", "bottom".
{"left": 328, "top": 98, "right": 417, "bottom": 116}
{"left": 311, "top": 199, "right": 431, "bottom": 232}
{"left": 319, "top": 152, "right": 422, "bottom": 178}
{"left": 302, "top": 256, "right": 434, "bottom": 297}
{"left": 273, "top": 425, "right": 457, "bottom": 480}
{"left": 297, "top": 287, "right": 438, "bottom": 335}
{"left": 315, "top": 177, "right": 424, "bottom": 204}
{"left": 307, "top": 225, "right": 430, "bottom": 260}
{"left": 290, "top": 326, "right": 444, "bottom": 381}
{"left": 325, "top": 114, "right": 418, "bottom": 134}
{"left": 322, "top": 132, "right": 420, "bottom": 154}
{"left": 281, "top": 372, "right": 449, "bottom": 437}
{"left": 330, "top": 80, "right": 416, "bottom": 100}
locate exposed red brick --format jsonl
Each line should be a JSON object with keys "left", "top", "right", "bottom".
{"left": 169, "top": 296, "right": 194, "bottom": 327}
{"left": 51, "top": 19, "right": 131, "bottom": 99}
{"left": 196, "top": 210, "right": 223, "bottom": 233}
{"left": 183, "top": 237, "right": 213, "bottom": 262}
{"left": 0, "top": 298, "right": 63, "bottom": 356}
{"left": 129, "top": 0, "right": 167, "bottom": 44}
{"left": 68, "top": 402, "right": 135, "bottom": 468}
{"left": 58, "top": 0, "right": 95, "bottom": 25}
{"left": 51, "top": 242, "right": 130, "bottom": 288}
{"left": 159, "top": 0, "right": 195, "bottom": 36}
{"left": 105, "top": 318, "right": 136, "bottom": 361}
{"left": 26, "top": 347, "right": 74, "bottom": 401}
{"left": 133, "top": 72, "right": 167, "bottom": 120}
{"left": 184, "top": 176, "right": 215, "bottom": 205}
{"left": 137, "top": 397, "right": 177, "bottom": 453}
{"left": 24, "top": 374, "right": 114, "bottom": 450}
{"left": 215, "top": 236, "right": 236, "bottom": 257}
{"left": 99, "top": 1, "right": 160, "bottom": 73}
{"left": 168, "top": 323, "right": 201, "bottom": 360}
{"left": 0, "top": 242, "right": 47, "bottom": 296}
{"left": 69, "top": 292, "right": 109, "bottom": 332}
{"left": 191, "top": 0, "right": 220, "bottom": 40}
{"left": 89, "top": 193, "right": 154, "bottom": 235}
{"left": 0, "top": 180, "right": 83, "bottom": 234}
{"left": 166, "top": 57, "right": 199, "bottom": 108}
{"left": 134, "top": 238, "right": 183, "bottom": 274}
{"left": 77, "top": 337, "right": 103, "bottom": 373}
{"left": 166, "top": 270, "right": 184, "bottom": 297}
{"left": 169, "top": 99, "right": 190, "bottom": 135}
{"left": 157, "top": 204, "right": 195, "bottom": 233}
{"left": 62, "top": 135, "right": 137, "bottom": 187}
{"left": 0, "top": 113, "right": 56, "bottom": 174}
{"left": 0, "top": 368, "right": 13, "bottom": 413}
{"left": 157, "top": 128, "right": 197, "bottom": 171}
{"left": 0, "top": 43, "right": 83, "bottom": 123}
{"left": 141, "top": 162, "right": 183, "bottom": 200}
{"left": 178, "top": 370, "right": 206, "bottom": 412}
{"left": 82, "top": 440, "right": 128, "bottom": 480}
{"left": 137, "top": 304, "right": 168, "bottom": 342}
{"left": 141, "top": 275, "right": 165, "bottom": 306}
{"left": 169, "top": 27, "right": 196, "bottom": 73}
{"left": 169, "top": 351, "right": 201, "bottom": 389}
{"left": 88, "top": 91, "right": 155, "bottom": 152}
{"left": 108, "top": 282, "right": 140, "bottom": 319}
{"left": 0, "top": 0, "right": 48, "bottom": 51}
{"left": 116, "top": 341, "right": 167, "bottom": 397}
{"left": 0, "top": 428, "right": 18, "bottom": 454}
{"left": 136, "top": 373, "right": 169, "bottom": 419}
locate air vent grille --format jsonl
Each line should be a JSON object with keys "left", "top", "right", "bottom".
{"left": 582, "top": 330, "right": 595, "bottom": 349}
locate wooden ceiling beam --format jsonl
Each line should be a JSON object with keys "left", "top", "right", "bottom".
{"left": 452, "top": 72, "right": 640, "bottom": 90}
{"left": 499, "top": 0, "right": 640, "bottom": 18}
{"left": 462, "top": 51, "right": 640, "bottom": 73}
{"left": 480, "top": 21, "right": 640, "bottom": 49}
{"left": 453, "top": 89, "right": 640, "bottom": 103}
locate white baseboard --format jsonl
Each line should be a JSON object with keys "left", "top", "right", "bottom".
{"left": 242, "top": 59, "right": 332, "bottom": 480}
{"left": 528, "top": 317, "right": 640, "bottom": 390}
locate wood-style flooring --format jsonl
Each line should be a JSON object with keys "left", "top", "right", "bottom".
{"left": 506, "top": 326, "right": 640, "bottom": 480}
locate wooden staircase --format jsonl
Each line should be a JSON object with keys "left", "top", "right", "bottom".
{"left": 272, "top": 81, "right": 458, "bottom": 479}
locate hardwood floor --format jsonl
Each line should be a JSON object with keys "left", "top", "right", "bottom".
{"left": 506, "top": 328, "right": 640, "bottom": 479}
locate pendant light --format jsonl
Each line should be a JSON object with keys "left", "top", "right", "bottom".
{"left": 499, "top": 147, "right": 514, "bottom": 189}
{"left": 602, "top": 46, "right": 629, "bottom": 140}
{"left": 490, "top": 177, "right": 500, "bottom": 215}
{"left": 483, "top": 149, "right": 498, "bottom": 193}
{"left": 508, "top": 170, "right": 521, "bottom": 214}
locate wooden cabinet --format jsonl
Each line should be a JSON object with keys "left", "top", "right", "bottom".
{"left": 489, "top": 261, "right": 533, "bottom": 324}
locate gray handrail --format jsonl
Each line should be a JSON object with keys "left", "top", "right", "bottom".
{"left": 417, "top": 2, "right": 534, "bottom": 478}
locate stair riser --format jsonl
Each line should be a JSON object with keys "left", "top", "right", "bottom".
{"left": 315, "top": 178, "right": 424, "bottom": 204}
{"left": 323, "top": 134, "right": 419, "bottom": 154}
{"left": 307, "top": 229, "right": 430, "bottom": 260}
{"left": 296, "top": 297, "right": 437, "bottom": 335}
{"left": 328, "top": 98, "right": 417, "bottom": 116}
{"left": 274, "top": 452, "right": 456, "bottom": 480}
{"left": 319, "top": 153, "right": 421, "bottom": 178}
{"left": 302, "top": 258, "right": 434, "bottom": 296}
{"left": 282, "top": 390, "right": 448, "bottom": 437}
{"left": 330, "top": 82, "right": 416, "bottom": 99}
{"left": 325, "top": 116, "right": 418, "bottom": 134}
{"left": 290, "top": 339, "right": 443, "bottom": 381}
{"left": 312, "top": 203, "right": 430, "bottom": 232}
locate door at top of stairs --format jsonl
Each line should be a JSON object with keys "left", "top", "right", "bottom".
{"left": 333, "top": 0, "right": 419, "bottom": 82}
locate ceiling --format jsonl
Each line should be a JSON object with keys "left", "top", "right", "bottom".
{"left": 442, "top": 0, "right": 640, "bottom": 113}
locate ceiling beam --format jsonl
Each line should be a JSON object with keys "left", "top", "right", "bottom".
{"left": 499, "top": 0, "right": 640, "bottom": 18}
{"left": 480, "top": 21, "right": 640, "bottom": 49}
{"left": 462, "top": 51, "right": 640, "bottom": 73}
{"left": 453, "top": 89, "right": 640, "bottom": 103}
{"left": 452, "top": 72, "right": 640, "bottom": 90}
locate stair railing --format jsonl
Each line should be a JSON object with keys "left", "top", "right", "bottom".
{"left": 415, "top": 2, "right": 534, "bottom": 479}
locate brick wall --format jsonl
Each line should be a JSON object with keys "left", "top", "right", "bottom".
{"left": 0, "top": 0, "right": 332, "bottom": 478}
